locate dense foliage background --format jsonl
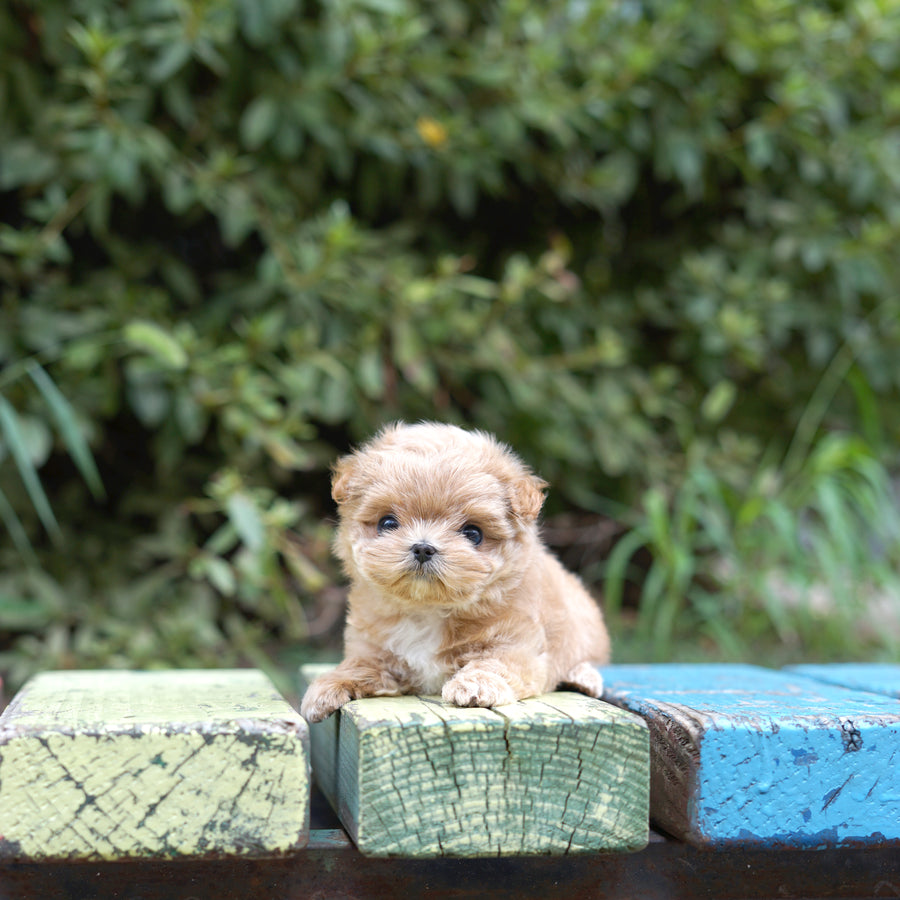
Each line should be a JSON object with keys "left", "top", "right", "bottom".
{"left": 2, "top": 0, "right": 900, "bottom": 688}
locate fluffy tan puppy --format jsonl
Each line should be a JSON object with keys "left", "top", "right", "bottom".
{"left": 300, "top": 422, "right": 610, "bottom": 723}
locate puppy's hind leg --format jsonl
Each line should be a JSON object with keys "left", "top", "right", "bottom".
{"left": 559, "top": 661, "right": 604, "bottom": 698}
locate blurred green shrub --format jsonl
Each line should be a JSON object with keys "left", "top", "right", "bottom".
{"left": 2, "top": 0, "right": 900, "bottom": 679}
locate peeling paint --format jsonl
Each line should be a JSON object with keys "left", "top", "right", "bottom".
{"left": 0, "top": 670, "right": 310, "bottom": 861}
{"left": 299, "top": 666, "right": 649, "bottom": 859}
{"left": 601, "top": 664, "right": 900, "bottom": 848}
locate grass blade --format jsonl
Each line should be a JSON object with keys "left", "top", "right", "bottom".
{"left": 601, "top": 528, "right": 649, "bottom": 621}
{"left": 0, "top": 486, "right": 36, "bottom": 561}
{"left": 27, "top": 362, "right": 105, "bottom": 499}
{"left": 0, "top": 396, "right": 62, "bottom": 544}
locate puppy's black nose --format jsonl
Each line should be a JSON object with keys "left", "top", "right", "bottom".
{"left": 410, "top": 542, "right": 437, "bottom": 564}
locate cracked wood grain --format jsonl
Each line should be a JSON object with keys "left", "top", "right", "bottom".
{"left": 299, "top": 664, "right": 649, "bottom": 858}
{"left": 601, "top": 664, "right": 900, "bottom": 848}
{"left": 0, "top": 670, "right": 310, "bottom": 861}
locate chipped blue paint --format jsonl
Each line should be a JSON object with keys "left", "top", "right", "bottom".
{"left": 787, "top": 664, "right": 900, "bottom": 699}
{"left": 599, "top": 664, "right": 900, "bottom": 848}
{"left": 790, "top": 748, "right": 818, "bottom": 766}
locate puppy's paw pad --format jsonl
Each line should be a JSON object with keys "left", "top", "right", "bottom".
{"left": 300, "top": 682, "right": 351, "bottom": 723}
{"left": 442, "top": 671, "right": 517, "bottom": 709}
{"left": 561, "top": 661, "right": 604, "bottom": 698}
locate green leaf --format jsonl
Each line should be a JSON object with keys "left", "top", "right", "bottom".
{"left": 0, "top": 397, "right": 61, "bottom": 543}
{"left": 643, "top": 487, "right": 672, "bottom": 557}
{"left": 9, "top": 414, "right": 52, "bottom": 468}
{"left": 241, "top": 96, "right": 279, "bottom": 149}
{"left": 125, "top": 365, "right": 172, "bottom": 427}
{"left": 664, "top": 133, "right": 703, "bottom": 193}
{"left": 124, "top": 321, "right": 189, "bottom": 370}
{"left": 227, "top": 493, "right": 266, "bottom": 551}
{"left": 205, "top": 556, "right": 237, "bottom": 596}
{"left": 149, "top": 41, "right": 192, "bottom": 82}
{"left": 205, "top": 523, "right": 239, "bottom": 556}
{"left": 701, "top": 380, "right": 737, "bottom": 423}
{"left": 0, "top": 487, "right": 35, "bottom": 559}
{"left": 357, "top": 348, "right": 385, "bottom": 399}
{"left": 0, "top": 140, "right": 56, "bottom": 189}
{"left": 27, "top": 362, "right": 105, "bottom": 499}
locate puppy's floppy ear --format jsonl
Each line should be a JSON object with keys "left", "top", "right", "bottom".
{"left": 508, "top": 471, "right": 548, "bottom": 522}
{"left": 331, "top": 454, "right": 359, "bottom": 505}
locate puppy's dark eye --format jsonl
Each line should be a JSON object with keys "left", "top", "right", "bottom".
{"left": 461, "top": 524, "right": 483, "bottom": 546}
{"left": 377, "top": 515, "right": 400, "bottom": 534}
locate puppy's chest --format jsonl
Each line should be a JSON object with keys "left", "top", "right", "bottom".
{"left": 383, "top": 613, "right": 449, "bottom": 693}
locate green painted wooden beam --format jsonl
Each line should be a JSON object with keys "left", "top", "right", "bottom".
{"left": 0, "top": 670, "right": 310, "bottom": 862}
{"left": 299, "top": 664, "right": 649, "bottom": 858}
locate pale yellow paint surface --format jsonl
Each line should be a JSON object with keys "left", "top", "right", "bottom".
{"left": 0, "top": 670, "right": 309, "bottom": 861}
{"left": 5, "top": 669, "right": 299, "bottom": 732}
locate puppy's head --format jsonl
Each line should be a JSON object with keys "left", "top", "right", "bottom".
{"left": 331, "top": 422, "right": 547, "bottom": 609}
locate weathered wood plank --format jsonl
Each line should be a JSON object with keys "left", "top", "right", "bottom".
{"left": 299, "top": 665, "right": 649, "bottom": 858}
{"left": 787, "top": 663, "right": 900, "bottom": 699}
{"left": 0, "top": 670, "right": 310, "bottom": 861}
{"left": 299, "top": 663, "right": 342, "bottom": 810}
{"left": 600, "top": 663, "right": 900, "bottom": 848}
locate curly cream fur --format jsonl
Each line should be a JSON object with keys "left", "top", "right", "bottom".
{"left": 300, "top": 422, "right": 610, "bottom": 723}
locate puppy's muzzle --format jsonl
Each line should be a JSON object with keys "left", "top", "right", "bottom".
{"left": 410, "top": 541, "right": 437, "bottom": 565}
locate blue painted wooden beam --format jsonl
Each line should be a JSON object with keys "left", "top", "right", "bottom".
{"left": 599, "top": 664, "right": 900, "bottom": 849}
{"left": 787, "top": 664, "right": 900, "bottom": 699}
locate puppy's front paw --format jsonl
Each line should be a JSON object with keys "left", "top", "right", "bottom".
{"left": 300, "top": 667, "right": 406, "bottom": 723}
{"left": 300, "top": 680, "right": 352, "bottom": 723}
{"left": 442, "top": 668, "right": 517, "bottom": 709}
{"left": 561, "top": 661, "right": 604, "bottom": 698}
